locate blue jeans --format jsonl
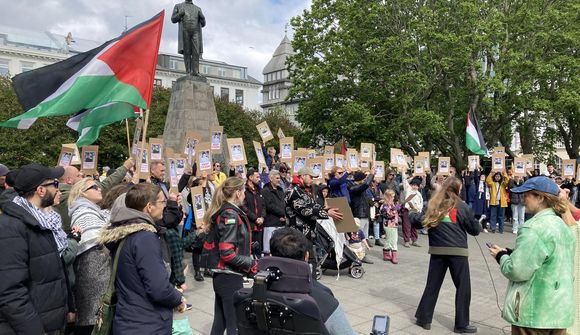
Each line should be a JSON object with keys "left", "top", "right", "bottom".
{"left": 489, "top": 205, "right": 505, "bottom": 232}
{"left": 373, "top": 221, "right": 380, "bottom": 239}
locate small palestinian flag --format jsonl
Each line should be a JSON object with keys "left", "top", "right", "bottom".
{"left": 1, "top": 11, "right": 164, "bottom": 146}
{"left": 465, "top": 108, "right": 488, "bottom": 156}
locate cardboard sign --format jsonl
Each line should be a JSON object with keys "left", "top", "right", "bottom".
{"left": 149, "top": 138, "right": 164, "bottom": 162}
{"left": 468, "top": 155, "right": 479, "bottom": 172}
{"left": 138, "top": 144, "right": 150, "bottom": 179}
{"left": 324, "top": 146, "right": 334, "bottom": 156}
{"left": 210, "top": 126, "right": 223, "bottom": 152}
{"left": 563, "top": 160, "right": 576, "bottom": 178}
{"left": 323, "top": 155, "right": 335, "bottom": 172}
{"left": 293, "top": 150, "right": 308, "bottom": 174}
{"left": 80, "top": 146, "right": 99, "bottom": 175}
{"left": 418, "top": 151, "right": 430, "bottom": 172}
{"left": 175, "top": 156, "right": 187, "bottom": 178}
{"left": 253, "top": 141, "right": 268, "bottom": 171}
{"left": 227, "top": 138, "right": 247, "bottom": 164}
{"left": 335, "top": 154, "right": 345, "bottom": 168}
{"left": 514, "top": 157, "right": 526, "bottom": 176}
{"left": 374, "top": 161, "right": 385, "bottom": 181}
{"left": 131, "top": 118, "right": 144, "bottom": 155}
{"left": 437, "top": 157, "right": 451, "bottom": 175}
{"left": 493, "top": 146, "right": 505, "bottom": 156}
{"left": 390, "top": 148, "right": 407, "bottom": 169}
{"left": 57, "top": 145, "right": 75, "bottom": 167}
{"left": 522, "top": 154, "right": 534, "bottom": 171}
{"left": 277, "top": 128, "right": 286, "bottom": 139}
{"left": 181, "top": 131, "right": 202, "bottom": 166}
{"left": 233, "top": 164, "right": 247, "bottom": 179}
{"left": 414, "top": 156, "right": 425, "bottom": 176}
{"left": 346, "top": 149, "right": 359, "bottom": 169}
{"left": 492, "top": 154, "right": 505, "bottom": 172}
{"left": 360, "top": 159, "right": 370, "bottom": 172}
{"left": 325, "top": 197, "right": 358, "bottom": 233}
{"left": 63, "top": 143, "right": 81, "bottom": 166}
{"left": 190, "top": 186, "right": 206, "bottom": 223}
{"left": 166, "top": 156, "right": 180, "bottom": 193}
{"left": 307, "top": 149, "right": 316, "bottom": 160}
{"left": 307, "top": 157, "right": 324, "bottom": 180}
{"left": 360, "top": 143, "right": 373, "bottom": 159}
{"left": 196, "top": 142, "right": 212, "bottom": 176}
{"left": 256, "top": 121, "right": 274, "bottom": 143}
{"left": 280, "top": 137, "right": 294, "bottom": 163}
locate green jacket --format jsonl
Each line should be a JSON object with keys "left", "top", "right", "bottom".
{"left": 499, "top": 208, "right": 576, "bottom": 329}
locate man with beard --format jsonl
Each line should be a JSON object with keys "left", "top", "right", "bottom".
{"left": 0, "top": 164, "right": 69, "bottom": 334}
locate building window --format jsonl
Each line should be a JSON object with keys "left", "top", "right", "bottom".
{"left": 203, "top": 65, "right": 210, "bottom": 74}
{"left": 169, "top": 59, "right": 178, "bottom": 70}
{"left": 210, "top": 85, "right": 215, "bottom": 95}
{"left": 220, "top": 87, "right": 229, "bottom": 101}
{"left": 21, "top": 61, "right": 34, "bottom": 73}
{"left": 0, "top": 58, "right": 9, "bottom": 76}
{"left": 154, "top": 78, "right": 162, "bottom": 87}
{"left": 218, "top": 68, "right": 226, "bottom": 77}
{"left": 235, "top": 89, "right": 244, "bottom": 105}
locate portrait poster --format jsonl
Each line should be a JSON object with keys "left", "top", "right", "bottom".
{"left": 325, "top": 198, "right": 358, "bottom": 233}
{"left": 437, "top": 157, "right": 451, "bottom": 176}
{"left": 277, "top": 128, "right": 286, "bottom": 139}
{"left": 280, "top": 137, "right": 294, "bottom": 162}
{"left": 181, "top": 131, "right": 202, "bottom": 166}
{"left": 149, "top": 138, "right": 164, "bottom": 162}
{"left": 324, "top": 145, "right": 334, "bottom": 156}
{"left": 390, "top": 148, "right": 406, "bottom": 169}
{"left": 468, "top": 155, "right": 479, "bottom": 172}
{"left": 335, "top": 154, "right": 345, "bottom": 168}
{"left": 418, "top": 151, "right": 430, "bottom": 172}
{"left": 360, "top": 143, "right": 373, "bottom": 159}
{"left": 493, "top": 146, "right": 505, "bottom": 156}
{"left": 139, "top": 145, "right": 150, "bottom": 179}
{"left": 131, "top": 118, "right": 143, "bottom": 156}
{"left": 414, "top": 156, "right": 425, "bottom": 176}
{"left": 256, "top": 121, "right": 274, "bottom": 143}
{"left": 175, "top": 156, "right": 187, "bottom": 178}
{"left": 293, "top": 150, "right": 308, "bottom": 174}
{"left": 210, "top": 126, "right": 223, "bottom": 152}
{"left": 227, "top": 138, "right": 247, "bottom": 164}
{"left": 81, "top": 145, "right": 99, "bottom": 175}
{"left": 492, "top": 154, "right": 505, "bottom": 172}
{"left": 307, "top": 149, "right": 316, "bottom": 160}
{"left": 323, "top": 155, "right": 335, "bottom": 172}
{"left": 514, "top": 157, "right": 526, "bottom": 176}
{"left": 347, "top": 149, "right": 359, "bottom": 169}
{"left": 562, "top": 159, "right": 576, "bottom": 178}
{"left": 522, "top": 154, "right": 534, "bottom": 171}
{"left": 166, "top": 156, "right": 179, "bottom": 193}
{"left": 253, "top": 141, "right": 268, "bottom": 171}
{"left": 63, "top": 143, "right": 81, "bottom": 166}
{"left": 307, "top": 157, "right": 324, "bottom": 181}
{"left": 57, "top": 146, "right": 75, "bottom": 167}
{"left": 360, "top": 159, "right": 370, "bottom": 172}
{"left": 234, "top": 165, "right": 247, "bottom": 179}
{"left": 374, "top": 161, "right": 385, "bottom": 181}
{"left": 196, "top": 142, "right": 212, "bottom": 176}
{"left": 190, "top": 186, "right": 206, "bottom": 223}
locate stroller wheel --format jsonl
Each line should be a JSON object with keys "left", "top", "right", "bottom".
{"left": 350, "top": 265, "right": 365, "bottom": 279}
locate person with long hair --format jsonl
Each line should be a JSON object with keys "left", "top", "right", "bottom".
{"left": 202, "top": 177, "right": 257, "bottom": 335}
{"left": 488, "top": 176, "right": 575, "bottom": 335}
{"left": 415, "top": 177, "right": 481, "bottom": 333}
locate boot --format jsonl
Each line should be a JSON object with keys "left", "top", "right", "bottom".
{"left": 194, "top": 270, "right": 204, "bottom": 282}
{"left": 383, "top": 249, "right": 392, "bottom": 261}
{"left": 391, "top": 251, "right": 398, "bottom": 264}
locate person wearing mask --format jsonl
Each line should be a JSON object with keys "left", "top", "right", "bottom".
{"left": 202, "top": 177, "right": 257, "bottom": 335}
{"left": 489, "top": 176, "right": 575, "bottom": 335}
{"left": 507, "top": 175, "right": 525, "bottom": 234}
{"left": 415, "top": 177, "right": 481, "bottom": 334}
{"left": 243, "top": 168, "right": 266, "bottom": 258}
{"left": 213, "top": 162, "right": 228, "bottom": 186}
{"left": 0, "top": 164, "right": 69, "bottom": 334}
{"left": 486, "top": 171, "right": 509, "bottom": 233}
{"left": 261, "top": 169, "right": 287, "bottom": 255}
{"left": 348, "top": 170, "right": 377, "bottom": 246}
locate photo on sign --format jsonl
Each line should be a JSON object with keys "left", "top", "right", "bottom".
{"left": 140, "top": 149, "right": 149, "bottom": 173}
{"left": 396, "top": 154, "right": 405, "bottom": 166}
{"left": 169, "top": 159, "right": 178, "bottom": 188}
{"left": 349, "top": 153, "right": 358, "bottom": 168}
{"left": 59, "top": 152, "right": 73, "bottom": 167}
{"left": 312, "top": 163, "right": 322, "bottom": 178}
{"left": 211, "top": 132, "right": 222, "bottom": 150}
{"left": 469, "top": 157, "right": 478, "bottom": 171}
{"left": 493, "top": 157, "right": 503, "bottom": 170}
{"left": 83, "top": 152, "right": 96, "bottom": 169}
{"left": 415, "top": 161, "right": 424, "bottom": 175}
{"left": 308, "top": 151, "right": 316, "bottom": 160}
{"left": 281, "top": 144, "right": 292, "bottom": 159}
{"left": 150, "top": 143, "right": 162, "bottom": 161}
{"left": 564, "top": 163, "right": 575, "bottom": 177}
{"left": 194, "top": 194, "right": 204, "bottom": 218}
{"left": 515, "top": 161, "right": 525, "bottom": 174}
{"left": 375, "top": 165, "right": 384, "bottom": 178}
{"left": 439, "top": 160, "right": 449, "bottom": 173}
{"left": 199, "top": 150, "right": 211, "bottom": 171}
{"left": 259, "top": 126, "right": 272, "bottom": 139}
{"left": 325, "top": 157, "right": 334, "bottom": 171}
{"left": 231, "top": 144, "right": 243, "bottom": 162}
{"left": 336, "top": 156, "right": 344, "bottom": 168}
{"left": 294, "top": 156, "right": 306, "bottom": 173}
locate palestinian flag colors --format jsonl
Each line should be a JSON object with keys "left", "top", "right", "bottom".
{"left": 465, "top": 108, "right": 488, "bottom": 156}
{"left": 1, "top": 11, "right": 164, "bottom": 146}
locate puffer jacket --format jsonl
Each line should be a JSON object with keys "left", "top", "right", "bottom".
{"left": 427, "top": 200, "right": 481, "bottom": 256}
{"left": 486, "top": 171, "right": 509, "bottom": 208}
{"left": 507, "top": 179, "right": 524, "bottom": 205}
{"left": 496, "top": 208, "right": 576, "bottom": 329}
{"left": 0, "top": 201, "right": 68, "bottom": 334}
{"left": 202, "top": 202, "right": 257, "bottom": 275}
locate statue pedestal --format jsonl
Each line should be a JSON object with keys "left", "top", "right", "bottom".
{"left": 163, "top": 76, "right": 219, "bottom": 153}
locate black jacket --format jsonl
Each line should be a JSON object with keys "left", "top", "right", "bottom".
{"left": 508, "top": 179, "right": 524, "bottom": 205}
{"left": 261, "top": 182, "right": 286, "bottom": 228}
{"left": 0, "top": 201, "right": 68, "bottom": 334}
{"left": 426, "top": 201, "right": 481, "bottom": 257}
{"left": 348, "top": 174, "right": 374, "bottom": 218}
{"left": 243, "top": 184, "right": 266, "bottom": 231}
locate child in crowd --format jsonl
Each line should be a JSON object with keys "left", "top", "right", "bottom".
{"left": 379, "top": 190, "right": 400, "bottom": 264}
{"left": 346, "top": 218, "right": 373, "bottom": 264}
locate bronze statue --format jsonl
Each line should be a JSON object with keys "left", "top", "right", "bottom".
{"left": 172, "top": 0, "right": 206, "bottom": 76}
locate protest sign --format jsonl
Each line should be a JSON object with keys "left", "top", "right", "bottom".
{"left": 196, "top": 142, "right": 212, "bottom": 176}
{"left": 57, "top": 145, "right": 75, "bottom": 167}
{"left": 227, "top": 138, "right": 247, "bottom": 165}
{"left": 81, "top": 145, "right": 99, "bottom": 175}
{"left": 210, "top": 126, "right": 223, "bottom": 152}
{"left": 437, "top": 157, "right": 451, "bottom": 175}
{"left": 149, "top": 138, "right": 164, "bottom": 162}
{"left": 280, "top": 137, "right": 294, "bottom": 163}
{"left": 256, "top": 121, "right": 274, "bottom": 143}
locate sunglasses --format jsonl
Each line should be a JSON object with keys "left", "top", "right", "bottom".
{"left": 40, "top": 179, "right": 59, "bottom": 188}
{"left": 83, "top": 184, "right": 100, "bottom": 192}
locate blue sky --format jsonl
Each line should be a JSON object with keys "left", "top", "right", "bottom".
{"left": 0, "top": 0, "right": 312, "bottom": 80}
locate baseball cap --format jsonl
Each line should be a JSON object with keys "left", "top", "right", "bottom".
{"left": 11, "top": 164, "right": 65, "bottom": 194}
{"left": 0, "top": 164, "right": 9, "bottom": 177}
{"left": 297, "top": 167, "right": 318, "bottom": 178}
{"left": 510, "top": 176, "right": 560, "bottom": 196}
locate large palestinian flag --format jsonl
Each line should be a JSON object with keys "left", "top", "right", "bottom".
{"left": 1, "top": 11, "right": 164, "bottom": 146}
{"left": 465, "top": 107, "right": 488, "bottom": 156}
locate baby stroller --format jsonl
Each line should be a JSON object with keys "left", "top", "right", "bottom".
{"left": 314, "top": 221, "right": 364, "bottom": 279}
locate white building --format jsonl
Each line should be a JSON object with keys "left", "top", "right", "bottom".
{"left": 0, "top": 25, "right": 262, "bottom": 111}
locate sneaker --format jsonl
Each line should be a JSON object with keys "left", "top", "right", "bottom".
{"left": 483, "top": 229, "right": 488, "bottom": 233}
{"left": 185, "top": 304, "right": 193, "bottom": 311}
{"left": 512, "top": 230, "right": 518, "bottom": 234}
{"left": 404, "top": 242, "right": 411, "bottom": 248}
{"left": 411, "top": 241, "right": 421, "bottom": 247}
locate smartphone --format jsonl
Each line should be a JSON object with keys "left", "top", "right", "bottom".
{"left": 372, "top": 315, "right": 390, "bottom": 335}
{"left": 486, "top": 242, "right": 494, "bottom": 248}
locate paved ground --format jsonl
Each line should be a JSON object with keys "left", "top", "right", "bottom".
{"left": 177, "top": 226, "right": 518, "bottom": 335}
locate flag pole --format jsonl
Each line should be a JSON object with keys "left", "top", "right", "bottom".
{"left": 125, "top": 119, "right": 131, "bottom": 157}
{"left": 133, "top": 109, "right": 150, "bottom": 183}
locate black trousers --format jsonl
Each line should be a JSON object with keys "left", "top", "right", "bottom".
{"left": 211, "top": 273, "right": 243, "bottom": 335}
{"left": 415, "top": 255, "right": 471, "bottom": 328}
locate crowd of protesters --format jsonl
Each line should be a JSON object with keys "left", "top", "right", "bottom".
{"left": 0, "top": 147, "right": 578, "bottom": 335}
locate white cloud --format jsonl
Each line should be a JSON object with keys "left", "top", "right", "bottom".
{"left": 0, "top": 0, "right": 311, "bottom": 80}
